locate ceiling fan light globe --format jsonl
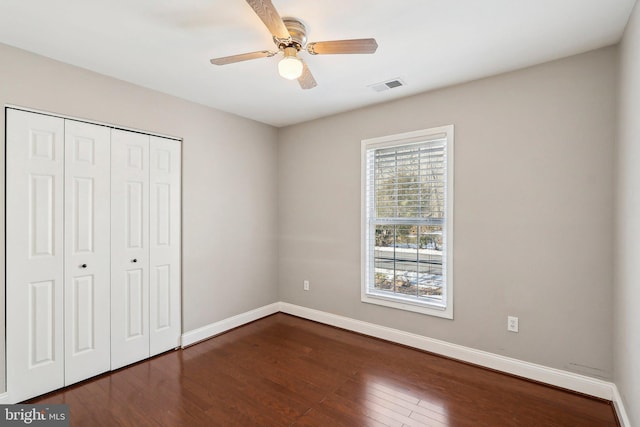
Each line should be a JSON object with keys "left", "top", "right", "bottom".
{"left": 278, "top": 56, "right": 304, "bottom": 80}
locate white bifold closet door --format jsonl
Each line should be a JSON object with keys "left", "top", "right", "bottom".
{"left": 6, "top": 110, "right": 66, "bottom": 403}
{"left": 6, "top": 109, "right": 181, "bottom": 403}
{"left": 149, "top": 136, "right": 182, "bottom": 357}
{"left": 63, "top": 120, "right": 111, "bottom": 385}
{"left": 6, "top": 110, "right": 111, "bottom": 401}
{"left": 110, "top": 130, "right": 151, "bottom": 370}
{"left": 110, "top": 131, "right": 182, "bottom": 370}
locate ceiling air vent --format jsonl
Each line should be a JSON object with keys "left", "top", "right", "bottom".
{"left": 368, "top": 78, "right": 406, "bottom": 92}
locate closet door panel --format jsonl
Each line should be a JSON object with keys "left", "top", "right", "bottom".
{"left": 149, "top": 137, "right": 182, "bottom": 356}
{"left": 64, "top": 120, "right": 111, "bottom": 385}
{"left": 6, "top": 109, "right": 65, "bottom": 402}
{"left": 110, "top": 129, "right": 150, "bottom": 370}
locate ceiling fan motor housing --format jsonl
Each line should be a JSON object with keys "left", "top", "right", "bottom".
{"left": 275, "top": 18, "right": 307, "bottom": 50}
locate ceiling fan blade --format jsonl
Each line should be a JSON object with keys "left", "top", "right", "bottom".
{"left": 307, "top": 38, "right": 378, "bottom": 55}
{"left": 245, "top": 0, "right": 290, "bottom": 40}
{"left": 298, "top": 62, "right": 317, "bottom": 90}
{"left": 210, "top": 50, "right": 275, "bottom": 65}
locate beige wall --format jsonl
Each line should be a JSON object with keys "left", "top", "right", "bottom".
{"left": 0, "top": 43, "right": 280, "bottom": 392}
{"left": 615, "top": 0, "right": 640, "bottom": 424}
{"left": 278, "top": 47, "right": 617, "bottom": 379}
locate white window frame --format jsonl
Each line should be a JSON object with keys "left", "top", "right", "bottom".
{"left": 361, "top": 125, "right": 454, "bottom": 319}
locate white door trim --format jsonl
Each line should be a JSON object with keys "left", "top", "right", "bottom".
{"left": 5, "top": 104, "right": 182, "bottom": 142}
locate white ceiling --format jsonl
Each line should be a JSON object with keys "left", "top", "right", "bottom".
{"left": 0, "top": 0, "right": 636, "bottom": 127}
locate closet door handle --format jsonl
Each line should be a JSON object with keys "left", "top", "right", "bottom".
{"left": 80, "top": 264, "right": 87, "bottom": 269}
{"left": 131, "top": 259, "right": 138, "bottom": 263}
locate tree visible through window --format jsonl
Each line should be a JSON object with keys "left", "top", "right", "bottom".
{"left": 362, "top": 126, "right": 453, "bottom": 318}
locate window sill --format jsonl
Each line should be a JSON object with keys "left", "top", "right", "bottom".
{"left": 361, "top": 292, "right": 453, "bottom": 319}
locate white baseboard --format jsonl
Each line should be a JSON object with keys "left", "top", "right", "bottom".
{"left": 180, "top": 301, "right": 620, "bottom": 406}
{"left": 181, "top": 302, "right": 280, "bottom": 347}
{"left": 278, "top": 302, "right": 615, "bottom": 401}
{"left": 612, "top": 384, "right": 631, "bottom": 427}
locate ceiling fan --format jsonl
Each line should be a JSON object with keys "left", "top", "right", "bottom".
{"left": 210, "top": 0, "right": 378, "bottom": 89}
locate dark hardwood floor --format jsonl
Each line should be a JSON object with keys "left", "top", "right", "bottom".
{"left": 28, "top": 313, "right": 618, "bottom": 426}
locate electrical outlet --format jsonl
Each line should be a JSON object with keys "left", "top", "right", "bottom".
{"left": 507, "top": 316, "right": 519, "bottom": 333}
{"left": 303, "top": 280, "right": 310, "bottom": 291}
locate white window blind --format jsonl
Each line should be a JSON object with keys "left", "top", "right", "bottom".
{"left": 362, "top": 126, "right": 453, "bottom": 318}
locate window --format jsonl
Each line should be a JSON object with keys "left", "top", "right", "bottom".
{"left": 361, "top": 126, "right": 454, "bottom": 318}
